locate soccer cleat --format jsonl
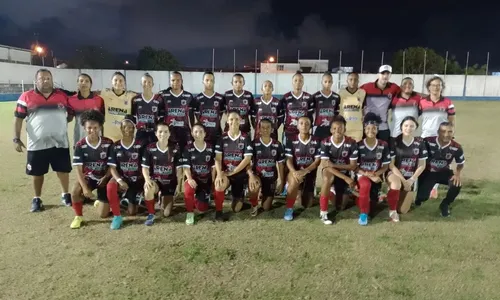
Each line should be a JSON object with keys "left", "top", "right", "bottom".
{"left": 30, "top": 197, "right": 44, "bottom": 212}
{"left": 185, "top": 212, "right": 195, "bottom": 225}
{"left": 61, "top": 193, "right": 72, "bottom": 207}
{"left": 110, "top": 216, "right": 123, "bottom": 230}
{"left": 389, "top": 210, "right": 400, "bottom": 222}
{"left": 320, "top": 211, "right": 333, "bottom": 225}
{"left": 358, "top": 213, "right": 368, "bottom": 226}
{"left": 144, "top": 214, "right": 155, "bottom": 226}
{"left": 93, "top": 200, "right": 100, "bottom": 208}
{"left": 70, "top": 216, "right": 83, "bottom": 229}
{"left": 250, "top": 204, "right": 260, "bottom": 217}
{"left": 284, "top": 208, "right": 294, "bottom": 221}
{"left": 439, "top": 202, "right": 451, "bottom": 217}
{"left": 430, "top": 188, "right": 438, "bottom": 199}
{"left": 214, "top": 211, "right": 224, "bottom": 222}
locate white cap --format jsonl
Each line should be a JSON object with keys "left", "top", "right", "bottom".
{"left": 378, "top": 65, "right": 392, "bottom": 73}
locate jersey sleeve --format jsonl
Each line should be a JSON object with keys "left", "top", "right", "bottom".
{"left": 244, "top": 136, "right": 253, "bottom": 156}
{"left": 188, "top": 94, "right": 196, "bottom": 111}
{"left": 14, "top": 93, "right": 28, "bottom": 119}
{"left": 350, "top": 142, "right": 359, "bottom": 161}
{"left": 418, "top": 141, "right": 428, "bottom": 160}
{"left": 277, "top": 96, "right": 286, "bottom": 121}
{"left": 277, "top": 142, "right": 285, "bottom": 163}
{"left": 107, "top": 145, "right": 118, "bottom": 166}
{"left": 215, "top": 137, "right": 223, "bottom": 154}
{"left": 249, "top": 93, "right": 256, "bottom": 117}
{"left": 446, "top": 99, "right": 456, "bottom": 116}
{"left": 174, "top": 149, "right": 183, "bottom": 168}
{"left": 454, "top": 145, "right": 465, "bottom": 165}
{"left": 284, "top": 139, "right": 293, "bottom": 158}
{"left": 320, "top": 142, "right": 329, "bottom": 160}
{"left": 314, "top": 141, "right": 321, "bottom": 158}
{"left": 72, "top": 144, "right": 84, "bottom": 166}
{"left": 181, "top": 148, "right": 191, "bottom": 168}
{"left": 389, "top": 140, "right": 396, "bottom": 159}
{"left": 381, "top": 144, "right": 391, "bottom": 165}
{"left": 141, "top": 148, "right": 151, "bottom": 168}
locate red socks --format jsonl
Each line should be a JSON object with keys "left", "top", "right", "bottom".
{"left": 215, "top": 191, "right": 225, "bottom": 211}
{"left": 145, "top": 199, "right": 155, "bottom": 214}
{"left": 72, "top": 201, "right": 83, "bottom": 216}
{"left": 106, "top": 181, "right": 121, "bottom": 217}
{"left": 387, "top": 189, "right": 400, "bottom": 211}
{"left": 184, "top": 181, "right": 195, "bottom": 212}
{"left": 319, "top": 195, "right": 329, "bottom": 211}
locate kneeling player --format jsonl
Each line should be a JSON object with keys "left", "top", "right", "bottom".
{"left": 355, "top": 113, "right": 391, "bottom": 225}
{"left": 141, "top": 122, "right": 183, "bottom": 226}
{"left": 247, "top": 119, "right": 285, "bottom": 216}
{"left": 214, "top": 111, "right": 253, "bottom": 221}
{"left": 415, "top": 122, "right": 465, "bottom": 217}
{"left": 319, "top": 116, "right": 358, "bottom": 224}
{"left": 283, "top": 116, "right": 321, "bottom": 221}
{"left": 182, "top": 123, "right": 215, "bottom": 225}
{"left": 106, "top": 115, "right": 145, "bottom": 230}
{"left": 71, "top": 110, "right": 113, "bottom": 229}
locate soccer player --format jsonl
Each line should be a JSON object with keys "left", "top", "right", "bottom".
{"left": 106, "top": 115, "right": 145, "bottom": 230}
{"left": 100, "top": 72, "right": 137, "bottom": 142}
{"left": 415, "top": 122, "right": 464, "bottom": 217}
{"left": 247, "top": 119, "right": 285, "bottom": 216}
{"left": 70, "top": 110, "right": 113, "bottom": 229}
{"left": 182, "top": 123, "right": 216, "bottom": 225}
{"left": 312, "top": 72, "right": 341, "bottom": 140}
{"left": 160, "top": 71, "right": 196, "bottom": 149}
{"left": 387, "top": 116, "right": 428, "bottom": 215}
{"left": 390, "top": 77, "right": 421, "bottom": 138}
{"left": 360, "top": 65, "right": 401, "bottom": 143}
{"left": 214, "top": 111, "right": 253, "bottom": 221}
{"left": 278, "top": 71, "right": 315, "bottom": 144}
{"left": 283, "top": 116, "right": 321, "bottom": 221}
{"left": 319, "top": 116, "right": 358, "bottom": 224}
{"left": 338, "top": 72, "right": 366, "bottom": 142}
{"left": 355, "top": 112, "right": 392, "bottom": 225}
{"left": 141, "top": 122, "right": 183, "bottom": 226}
{"left": 13, "top": 68, "right": 73, "bottom": 211}
{"left": 67, "top": 73, "right": 105, "bottom": 146}
{"left": 194, "top": 71, "right": 225, "bottom": 145}
{"left": 223, "top": 74, "right": 255, "bottom": 134}
{"left": 252, "top": 80, "right": 281, "bottom": 140}
{"left": 131, "top": 73, "right": 164, "bottom": 145}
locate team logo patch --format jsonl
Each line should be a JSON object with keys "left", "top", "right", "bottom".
{"left": 309, "top": 147, "right": 316, "bottom": 154}
{"left": 342, "top": 150, "right": 348, "bottom": 157}
{"left": 206, "top": 155, "right": 211, "bottom": 162}
{"left": 376, "top": 152, "right": 382, "bottom": 159}
{"left": 387, "top": 93, "right": 392, "bottom": 99}
{"left": 413, "top": 148, "right": 419, "bottom": 155}
{"left": 243, "top": 99, "right": 248, "bottom": 105}
{"left": 214, "top": 101, "right": 219, "bottom": 107}
{"left": 445, "top": 153, "right": 453, "bottom": 160}
{"left": 271, "top": 107, "right": 276, "bottom": 113}
{"left": 130, "top": 176, "right": 137, "bottom": 182}
{"left": 301, "top": 102, "right": 307, "bottom": 108}
{"left": 181, "top": 100, "right": 187, "bottom": 106}
{"left": 132, "top": 153, "right": 138, "bottom": 159}
{"left": 332, "top": 100, "right": 336, "bottom": 106}
{"left": 152, "top": 106, "right": 158, "bottom": 112}
{"left": 57, "top": 103, "right": 65, "bottom": 110}
{"left": 238, "top": 143, "right": 244, "bottom": 150}
{"left": 271, "top": 149, "right": 277, "bottom": 156}
{"left": 100, "top": 152, "right": 107, "bottom": 159}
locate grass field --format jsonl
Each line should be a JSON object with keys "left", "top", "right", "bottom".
{"left": 1, "top": 101, "right": 500, "bottom": 300}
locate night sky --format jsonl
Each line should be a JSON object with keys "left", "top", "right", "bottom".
{"left": 0, "top": 0, "right": 496, "bottom": 70}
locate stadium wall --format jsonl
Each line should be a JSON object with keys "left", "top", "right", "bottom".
{"left": 1, "top": 62, "right": 500, "bottom": 101}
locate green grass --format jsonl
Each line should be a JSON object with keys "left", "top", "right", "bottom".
{"left": 1, "top": 101, "right": 500, "bottom": 300}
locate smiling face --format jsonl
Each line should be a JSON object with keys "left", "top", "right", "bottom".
{"left": 121, "top": 120, "right": 135, "bottom": 138}
{"left": 191, "top": 125, "right": 206, "bottom": 141}
{"left": 155, "top": 124, "right": 170, "bottom": 142}
{"left": 401, "top": 119, "right": 417, "bottom": 137}
{"left": 112, "top": 74, "right": 125, "bottom": 91}
{"left": 330, "top": 121, "right": 345, "bottom": 140}
{"left": 142, "top": 75, "right": 154, "bottom": 91}
{"left": 364, "top": 124, "right": 378, "bottom": 139}
{"left": 401, "top": 78, "right": 414, "bottom": 94}
{"left": 85, "top": 120, "right": 101, "bottom": 139}
{"left": 227, "top": 112, "right": 241, "bottom": 131}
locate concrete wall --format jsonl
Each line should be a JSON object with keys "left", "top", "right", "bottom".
{"left": 1, "top": 61, "right": 500, "bottom": 99}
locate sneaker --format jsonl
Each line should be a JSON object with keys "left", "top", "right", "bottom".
{"left": 283, "top": 208, "right": 294, "bottom": 221}
{"left": 320, "top": 211, "right": 333, "bottom": 225}
{"left": 430, "top": 188, "right": 438, "bottom": 199}
{"left": 70, "top": 216, "right": 83, "bottom": 229}
{"left": 93, "top": 200, "right": 100, "bottom": 208}
{"left": 61, "top": 193, "right": 72, "bottom": 206}
{"left": 439, "top": 202, "right": 450, "bottom": 217}
{"left": 389, "top": 210, "right": 400, "bottom": 222}
{"left": 250, "top": 204, "right": 260, "bottom": 217}
{"left": 185, "top": 212, "right": 195, "bottom": 225}
{"left": 214, "top": 211, "right": 224, "bottom": 222}
{"left": 145, "top": 214, "right": 155, "bottom": 226}
{"left": 110, "top": 216, "right": 123, "bottom": 230}
{"left": 358, "top": 213, "right": 368, "bottom": 226}
{"left": 30, "top": 197, "right": 44, "bottom": 212}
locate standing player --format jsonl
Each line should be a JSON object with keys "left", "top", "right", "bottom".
{"left": 70, "top": 110, "right": 113, "bottom": 229}
{"left": 100, "top": 72, "right": 137, "bottom": 142}
{"left": 415, "top": 122, "right": 464, "bottom": 217}
{"left": 247, "top": 119, "right": 285, "bottom": 216}
{"left": 131, "top": 73, "right": 164, "bottom": 145}
{"left": 194, "top": 71, "right": 225, "bottom": 145}
{"left": 67, "top": 73, "right": 105, "bottom": 146}
{"left": 312, "top": 72, "right": 341, "bottom": 140}
{"left": 252, "top": 80, "right": 281, "bottom": 140}
{"left": 319, "top": 116, "right": 358, "bottom": 224}
{"left": 278, "top": 71, "right": 315, "bottom": 145}
{"left": 214, "top": 111, "right": 253, "bottom": 221}
{"left": 387, "top": 116, "right": 427, "bottom": 215}
{"left": 182, "top": 123, "right": 216, "bottom": 225}
{"left": 106, "top": 115, "right": 145, "bottom": 230}
{"left": 355, "top": 113, "right": 392, "bottom": 225}
{"left": 360, "top": 65, "right": 401, "bottom": 143}
{"left": 141, "top": 122, "right": 183, "bottom": 226}
{"left": 338, "top": 72, "right": 366, "bottom": 142}
{"left": 390, "top": 77, "right": 421, "bottom": 138}
{"left": 283, "top": 116, "right": 321, "bottom": 221}
{"left": 223, "top": 74, "right": 255, "bottom": 135}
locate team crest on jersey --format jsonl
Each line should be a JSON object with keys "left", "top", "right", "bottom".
{"left": 301, "top": 102, "right": 307, "bottom": 108}
{"left": 238, "top": 143, "right": 244, "bottom": 150}
{"left": 413, "top": 148, "right": 419, "bottom": 155}
{"left": 57, "top": 103, "right": 65, "bottom": 110}
{"left": 206, "top": 155, "right": 211, "bottom": 162}
{"left": 100, "top": 152, "right": 107, "bottom": 159}
{"left": 309, "top": 147, "right": 316, "bottom": 154}
{"left": 214, "top": 101, "right": 219, "bottom": 107}
{"left": 332, "top": 100, "right": 336, "bottom": 106}
{"left": 132, "top": 153, "right": 138, "bottom": 159}
{"left": 152, "top": 106, "right": 157, "bottom": 112}
{"left": 387, "top": 93, "right": 392, "bottom": 99}
{"left": 446, "top": 153, "right": 453, "bottom": 160}
{"left": 243, "top": 99, "right": 248, "bottom": 105}
{"left": 271, "top": 149, "right": 277, "bottom": 156}
{"left": 181, "top": 100, "right": 187, "bottom": 106}
{"left": 271, "top": 107, "right": 276, "bottom": 113}
{"left": 342, "top": 150, "right": 348, "bottom": 157}
{"left": 117, "top": 152, "right": 122, "bottom": 157}
{"left": 376, "top": 152, "right": 382, "bottom": 159}
{"left": 130, "top": 176, "right": 137, "bottom": 182}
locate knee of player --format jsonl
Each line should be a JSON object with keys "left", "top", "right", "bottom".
{"left": 390, "top": 177, "right": 402, "bottom": 190}
{"left": 71, "top": 183, "right": 83, "bottom": 196}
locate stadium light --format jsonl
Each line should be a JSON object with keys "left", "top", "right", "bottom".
{"left": 268, "top": 56, "right": 275, "bottom": 63}
{"left": 35, "top": 46, "right": 44, "bottom": 54}
{"left": 124, "top": 60, "right": 129, "bottom": 64}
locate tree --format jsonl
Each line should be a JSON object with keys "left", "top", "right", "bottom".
{"left": 70, "top": 45, "right": 117, "bottom": 69}
{"left": 136, "top": 46, "right": 180, "bottom": 70}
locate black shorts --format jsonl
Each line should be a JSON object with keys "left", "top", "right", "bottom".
{"left": 299, "top": 173, "right": 317, "bottom": 193}
{"left": 260, "top": 177, "right": 277, "bottom": 198}
{"left": 26, "top": 147, "right": 72, "bottom": 176}
{"left": 121, "top": 180, "right": 144, "bottom": 205}
{"left": 136, "top": 130, "right": 157, "bottom": 146}
{"left": 169, "top": 128, "right": 192, "bottom": 149}
{"left": 332, "top": 176, "right": 348, "bottom": 196}
{"left": 156, "top": 180, "right": 177, "bottom": 196}
{"left": 87, "top": 178, "right": 108, "bottom": 202}
{"left": 228, "top": 172, "right": 248, "bottom": 199}
{"left": 313, "top": 127, "right": 331, "bottom": 141}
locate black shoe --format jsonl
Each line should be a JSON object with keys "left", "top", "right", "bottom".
{"left": 214, "top": 211, "right": 224, "bottom": 222}
{"left": 439, "top": 202, "right": 450, "bottom": 217}
{"left": 30, "top": 198, "right": 44, "bottom": 212}
{"left": 414, "top": 198, "right": 423, "bottom": 207}
{"left": 61, "top": 193, "right": 72, "bottom": 207}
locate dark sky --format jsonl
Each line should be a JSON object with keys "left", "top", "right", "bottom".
{"left": 0, "top": 0, "right": 496, "bottom": 69}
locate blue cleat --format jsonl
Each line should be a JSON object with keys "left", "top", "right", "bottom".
{"left": 144, "top": 214, "right": 155, "bottom": 226}
{"left": 30, "top": 197, "right": 44, "bottom": 212}
{"left": 61, "top": 193, "right": 72, "bottom": 207}
{"left": 358, "top": 213, "right": 368, "bottom": 226}
{"left": 284, "top": 208, "right": 294, "bottom": 221}
{"left": 110, "top": 216, "right": 123, "bottom": 230}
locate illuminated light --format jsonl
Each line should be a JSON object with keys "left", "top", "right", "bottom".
{"left": 268, "top": 56, "right": 275, "bottom": 63}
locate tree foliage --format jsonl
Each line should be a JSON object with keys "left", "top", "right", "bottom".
{"left": 136, "top": 47, "right": 181, "bottom": 70}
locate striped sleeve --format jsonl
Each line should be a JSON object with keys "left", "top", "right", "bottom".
{"left": 14, "top": 93, "right": 28, "bottom": 119}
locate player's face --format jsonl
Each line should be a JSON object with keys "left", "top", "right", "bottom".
{"left": 203, "top": 74, "right": 215, "bottom": 90}
{"left": 232, "top": 76, "right": 244, "bottom": 92}
{"left": 401, "top": 120, "right": 416, "bottom": 136}
{"left": 331, "top": 122, "right": 345, "bottom": 139}
{"left": 227, "top": 113, "right": 241, "bottom": 130}
{"left": 322, "top": 75, "right": 333, "bottom": 90}
{"left": 121, "top": 121, "right": 135, "bottom": 138}
{"left": 401, "top": 79, "right": 414, "bottom": 94}
{"left": 378, "top": 72, "right": 390, "bottom": 85}
{"left": 347, "top": 74, "right": 359, "bottom": 89}
{"left": 85, "top": 120, "right": 101, "bottom": 139}
{"left": 297, "top": 117, "right": 311, "bottom": 134}
{"left": 191, "top": 125, "right": 206, "bottom": 141}
{"left": 142, "top": 76, "right": 154, "bottom": 91}
{"left": 292, "top": 74, "right": 304, "bottom": 91}
{"left": 170, "top": 74, "right": 183, "bottom": 90}
{"left": 428, "top": 79, "right": 443, "bottom": 96}
{"left": 259, "top": 122, "right": 272, "bottom": 138}
{"left": 112, "top": 75, "right": 125, "bottom": 91}
{"left": 364, "top": 124, "right": 378, "bottom": 138}
{"left": 156, "top": 125, "right": 170, "bottom": 142}
{"left": 261, "top": 81, "right": 273, "bottom": 95}
{"left": 36, "top": 71, "right": 53, "bottom": 93}
{"left": 438, "top": 125, "right": 454, "bottom": 143}
{"left": 77, "top": 76, "right": 91, "bottom": 92}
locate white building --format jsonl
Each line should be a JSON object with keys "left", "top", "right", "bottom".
{"left": 0, "top": 44, "right": 32, "bottom": 65}
{"left": 260, "top": 59, "right": 329, "bottom": 73}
